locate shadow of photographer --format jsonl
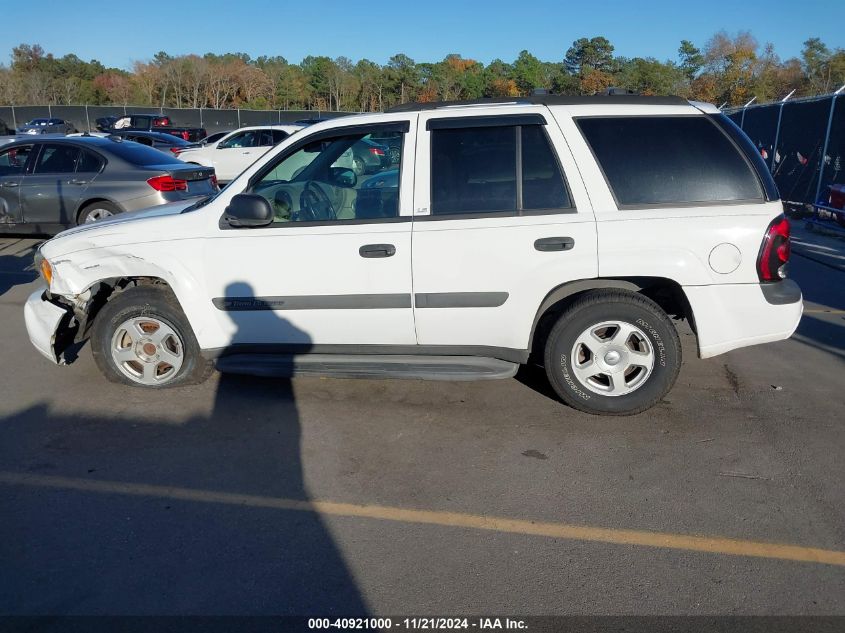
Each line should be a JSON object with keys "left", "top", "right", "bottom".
{"left": 0, "top": 281, "right": 368, "bottom": 616}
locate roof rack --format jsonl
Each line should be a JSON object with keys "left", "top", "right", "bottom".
{"left": 386, "top": 94, "right": 688, "bottom": 113}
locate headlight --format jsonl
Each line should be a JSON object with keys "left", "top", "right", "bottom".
{"left": 34, "top": 251, "right": 53, "bottom": 286}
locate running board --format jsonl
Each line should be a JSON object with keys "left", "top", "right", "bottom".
{"left": 215, "top": 354, "right": 519, "bottom": 381}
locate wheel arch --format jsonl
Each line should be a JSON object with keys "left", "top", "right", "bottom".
{"left": 528, "top": 277, "right": 695, "bottom": 362}
{"left": 74, "top": 197, "right": 125, "bottom": 223}
{"left": 48, "top": 248, "right": 207, "bottom": 348}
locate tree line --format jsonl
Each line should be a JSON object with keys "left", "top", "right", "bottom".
{"left": 1, "top": 33, "right": 843, "bottom": 111}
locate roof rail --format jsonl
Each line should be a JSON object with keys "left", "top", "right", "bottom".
{"left": 386, "top": 94, "right": 688, "bottom": 113}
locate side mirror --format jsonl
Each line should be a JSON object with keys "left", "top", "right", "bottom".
{"left": 224, "top": 194, "right": 274, "bottom": 227}
{"left": 329, "top": 167, "right": 357, "bottom": 188}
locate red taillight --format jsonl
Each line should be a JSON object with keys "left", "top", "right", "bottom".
{"left": 170, "top": 147, "right": 183, "bottom": 156}
{"left": 181, "top": 131, "right": 189, "bottom": 141}
{"left": 210, "top": 174, "right": 219, "bottom": 190}
{"left": 757, "top": 215, "right": 791, "bottom": 282}
{"left": 369, "top": 147, "right": 385, "bottom": 156}
{"left": 147, "top": 175, "right": 188, "bottom": 192}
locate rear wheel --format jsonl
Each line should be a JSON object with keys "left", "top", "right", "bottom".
{"left": 543, "top": 290, "right": 681, "bottom": 415}
{"left": 91, "top": 286, "right": 214, "bottom": 388}
{"left": 78, "top": 201, "right": 119, "bottom": 224}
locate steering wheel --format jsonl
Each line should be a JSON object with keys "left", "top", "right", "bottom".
{"left": 298, "top": 180, "right": 337, "bottom": 221}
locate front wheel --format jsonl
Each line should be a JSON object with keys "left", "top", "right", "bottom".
{"left": 91, "top": 286, "right": 214, "bottom": 388}
{"left": 543, "top": 290, "right": 681, "bottom": 415}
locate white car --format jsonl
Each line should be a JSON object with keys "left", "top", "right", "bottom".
{"left": 175, "top": 125, "right": 303, "bottom": 183}
{"left": 24, "top": 95, "right": 802, "bottom": 415}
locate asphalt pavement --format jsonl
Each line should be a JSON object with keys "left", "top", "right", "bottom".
{"left": 0, "top": 232, "right": 843, "bottom": 622}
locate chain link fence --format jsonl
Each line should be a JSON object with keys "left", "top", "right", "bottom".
{"left": 726, "top": 92, "right": 845, "bottom": 208}
{"left": 0, "top": 105, "right": 353, "bottom": 136}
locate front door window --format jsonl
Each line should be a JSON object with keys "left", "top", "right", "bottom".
{"left": 251, "top": 131, "right": 399, "bottom": 223}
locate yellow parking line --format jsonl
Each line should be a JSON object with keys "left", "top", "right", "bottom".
{"left": 2, "top": 471, "right": 844, "bottom": 567}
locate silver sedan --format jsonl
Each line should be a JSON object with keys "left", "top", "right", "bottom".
{"left": 0, "top": 136, "right": 218, "bottom": 234}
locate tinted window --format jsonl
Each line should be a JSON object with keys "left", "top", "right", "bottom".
{"left": 125, "top": 134, "right": 153, "bottom": 146}
{"left": 257, "top": 130, "right": 275, "bottom": 146}
{"left": 578, "top": 116, "right": 764, "bottom": 206}
{"left": 271, "top": 130, "right": 288, "bottom": 144}
{"left": 709, "top": 113, "right": 778, "bottom": 201}
{"left": 432, "top": 126, "right": 516, "bottom": 215}
{"left": 106, "top": 141, "right": 182, "bottom": 166}
{"left": 0, "top": 145, "right": 34, "bottom": 175}
{"left": 252, "top": 130, "right": 401, "bottom": 223}
{"left": 34, "top": 144, "right": 80, "bottom": 174}
{"left": 521, "top": 126, "right": 570, "bottom": 209}
{"left": 77, "top": 150, "right": 104, "bottom": 173}
{"left": 219, "top": 131, "right": 260, "bottom": 149}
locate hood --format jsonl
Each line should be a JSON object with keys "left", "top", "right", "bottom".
{"left": 42, "top": 199, "right": 200, "bottom": 258}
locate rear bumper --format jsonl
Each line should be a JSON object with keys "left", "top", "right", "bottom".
{"left": 760, "top": 278, "right": 802, "bottom": 305}
{"left": 684, "top": 280, "right": 803, "bottom": 359}
{"left": 24, "top": 288, "right": 73, "bottom": 364}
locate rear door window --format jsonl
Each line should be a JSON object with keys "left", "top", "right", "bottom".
{"left": 577, "top": 116, "right": 764, "bottom": 207}
{"left": 521, "top": 125, "right": 571, "bottom": 210}
{"left": 430, "top": 123, "right": 571, "bottom": 216}
{"left": 257, "top": 130, "right": 275, "bottom": 146}
{"left": 432, "top": 126, "right": 517, "bottom": 215}
{"left": 77, "top": 150, "right": 104, "bottom": 173}
{"left": 33, "top": 144, "right": 80, "bottom": 174}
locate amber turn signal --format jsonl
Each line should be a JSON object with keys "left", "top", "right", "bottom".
{"left": 40, "top": 258, "right": 53, "bottom": 285}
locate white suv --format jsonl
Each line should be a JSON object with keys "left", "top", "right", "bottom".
{"left": 24, "top": 95, "right": 802, "bottom": 415}
{"left": 175, "top": 124, "right": 304, "bottom": 183}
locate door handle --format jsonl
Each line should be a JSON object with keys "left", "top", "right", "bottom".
{"left": 359, "top": 243, "right": 396, "bottom": 258}
{"left": 1, "top": 182, "right": 19, "bottom": 188}
{"left": 534, "top": 237, "right": 575, "bottom": 252}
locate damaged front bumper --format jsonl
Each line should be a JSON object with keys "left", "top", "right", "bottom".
{"left": 24, "top": 288, "right": 77, "bottom": 364}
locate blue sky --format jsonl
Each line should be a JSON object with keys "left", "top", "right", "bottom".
{"left": 2, "top": 0, "right": 843, "bottom": 69}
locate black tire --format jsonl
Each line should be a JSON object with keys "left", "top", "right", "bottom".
{"left": 91, "top": 285, "right": 214, "bottom": 388}
{"left": 543, "top": 290, "right": 681, "bottom": 416}
{"left": 77, "top": 201, "right": 120, "bottom": 225}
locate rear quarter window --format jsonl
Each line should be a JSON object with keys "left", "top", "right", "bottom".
{"left": 577, "top": 115, "right": 765, "bottom": 207}
{"left": 105, "top": 141, "right": 183, "bottom": 166}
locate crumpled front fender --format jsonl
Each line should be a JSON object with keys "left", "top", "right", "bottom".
{"left": 44, "top": 241, "right": 207, "bottom": 345}
{"left": 24, "top": 288, "right": 76, "bottom": 364}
